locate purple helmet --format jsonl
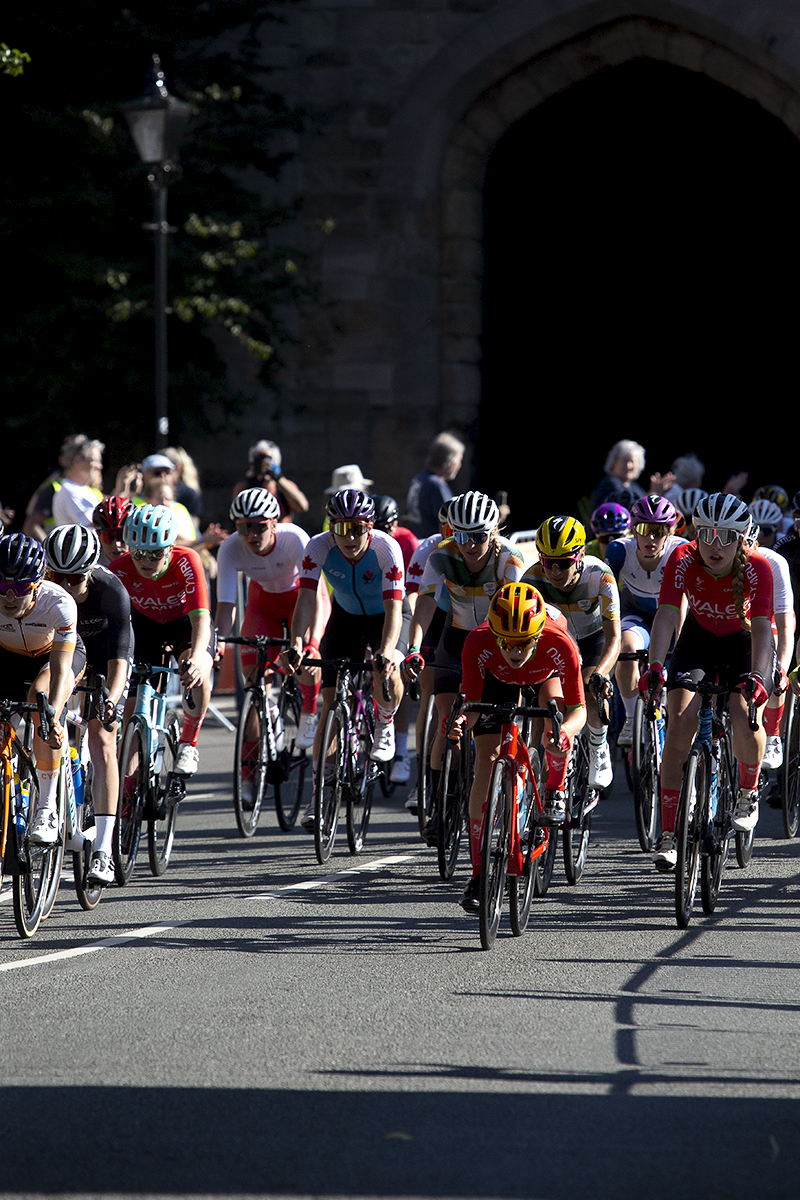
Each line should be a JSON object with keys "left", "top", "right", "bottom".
{"left": 590, "top": 502, "right": 631, "bottom": 536}
{"left": 630, "top": 494, "right": 678, "bottom": 526}
{"left": 326, "top": 488, "right": 375, "bottom": 523}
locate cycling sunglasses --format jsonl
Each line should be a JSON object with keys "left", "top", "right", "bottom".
{"left": 49, "top": 570, "right": 90, "bottom": 587}
{"left": 0, "top": 579, "right": 39, "bottom": 597}
{"left": 453, "top": 529, "right": 490, "bottom": 545}
{"left": 634, "top": 522, "right": 671, "bottom": 538}
{"left": 130, "top": 548, "right": 169, "bottom": 562}
{"left": 236, "top": 520, "right": 270, "bottom": 535}
{"left": 98, "top": 528, "right": 125, "bottom": 542}
{"left": 696, "top": 526, "right": 739, "bottom": 547}
{"left": 331, "top": 520, "right": 371, "bottom": 537}
{"left": 540, "top": 553, "right": 581, "bottom": 570}
{"left": 495, "top": 633, "right": 539, "bottom": 653}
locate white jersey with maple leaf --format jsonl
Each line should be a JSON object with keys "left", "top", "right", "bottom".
{"left": 298, "top": 529, "right": 405, "bottom": 617}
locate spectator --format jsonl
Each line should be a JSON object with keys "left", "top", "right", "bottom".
{"left": 404, "top": 432, "right": 464, "bottom": 539}
{"left": 592, "top": 439, "right": 675, "bottom": 510}
{"left": 164, "top": 445, "right": 203, "bottom": 522}
{"left": 50, "top": 436, "right": 105, "bottom": 528}
{"left": 23, "top": 434, "right": 99, "bottom": 540}
{"left": 232, "top": 439, "right": 309, "bottom": 522}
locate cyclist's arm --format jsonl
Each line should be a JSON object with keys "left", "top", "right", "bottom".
{"left": 775, "top": 610, "right": 794, "bottom": 675}
{"left": 648, "top": 604, "right": 680, "bottom": 673}
{"left": 181, "top": 609, "right": 212, "bottom": 687}
{"left": 45, "top": 642, "right": 76, "bottom": 744}
{"left": 275, "top": 475, "right": 308, "bottom": 514}
{"left": 596, "top": 616, "right": 621, "bottom": 680}
{"left": 378, "top": 596, "right": 403, "bottom": 661}
{"left": 289, "top": 587, "right": 317, "bottom": 658}
{"left": 105, "top": 656, "right": 129, "bottom": 714}
{"left": 215, "top": 601, "right": 236, "bottom": 642}
{"left": 407, "top": 592, "right": 437, "bottom": 654}
{"left": 751, "top": 615, "right": 776, "bottom": 686}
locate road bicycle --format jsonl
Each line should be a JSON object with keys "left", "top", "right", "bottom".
{"left": 673, "top": 677, "right": 758, "bottom": 929}
{"left": 220, "top": 635, "right": 307, "bottom": 836}
{"left": 436, "top": 698, "right": 473, "bottom": 881}
{"left": 415, "top": 691, "right": 437, "bottom": 839}
{"left": 780, "top": 691, "right": 799, "bottom": 838}
{"left": 560, "top": 728, "right": 598, "bottom": 886}
{"left": 312, "top": 656, "right": 386, "bottom": 863}
{"left": 115, "top": 661, "right": 186, "bottom": 884}
{"left": 617, "top": 649, "right": 664, "bottom": 852}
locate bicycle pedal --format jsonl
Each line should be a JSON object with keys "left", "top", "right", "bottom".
{"left": 584, "top": 792, "right": 599, "bottom": 816}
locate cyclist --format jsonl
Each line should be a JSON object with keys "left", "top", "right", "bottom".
{"left": 109, "top": 504, "right": 214, "bottom": 776}
{"left": 674, "top": 489, "right": 708, "bottom": 543}
{"left": 586, "top": 502, "right": 631, "bottom": 559}
{"left": 403, "top": 491, "right": 526, "bottom": 843}
{"left": 93, "top": 496, "right": 133, "bottom": 565}
{"left": 641, "top": 493, "right": 774, "bottom": 870}
{"left": 524, "top": 516, "right": 620, "bottom": 790}
{"left": 605, "top": 494, "right": 685, "bottom": 747}
{"left": 744, "top": 514, "right": 794, "bottom": 770}
{"left": 283, "top": 489, "right": 409, "bottom": 829}
{"left": 749, "top": 499, "right": 784, "bottom": 553}
{"left": 215, "top": 487, "right": 324, "bottom": 750}
{"left": 0, "top": 533, "right": 84, "bottom": 845}
{"left": 456, "top": 582, "right": 586, "bottom": 912}
{"left": 44, "top": 524, "right": 133, "bottom": 884}
{"left": 753, "top": 485, "right": 792, "bottom": 537}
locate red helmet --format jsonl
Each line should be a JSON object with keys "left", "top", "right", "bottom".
{"left": 93, "top": 496, "right": 132, "bottom": 533}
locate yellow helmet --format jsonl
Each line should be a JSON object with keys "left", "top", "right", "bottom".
{"left": 535, "top": 515, "right": 586, "bottom": 557}
{"left": 488, "top": 583, "right": 547, "bottom": 642}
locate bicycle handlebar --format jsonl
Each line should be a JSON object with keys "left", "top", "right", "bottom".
{"left": 450, "top": 694, "right": 563, "bottom": 731}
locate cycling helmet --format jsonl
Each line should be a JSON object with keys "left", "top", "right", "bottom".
{"left": 674, "top": 488, "right": 708, "bottom": 520}
{"left": 230, "top": 487, "right": 280, "bottom": 523}
{"left": 748, "top": 499, "right": 783, "bottom": 530}
{"left": 536, "top": 516, "right": 585, "bottom": 557}
{"left": 93, "top": 496, "right": 132, "bottom": 533}
{"left": 488, "top": 583, "right": 546, "bottom": 642}
{"left": 0, "top": 534, "right": 46, "bottom": 583}
{"left": 448, "top": 491, "right": 499, "bottom": 535}
{"left": 45, "top": 525, "right": 101, "bottom": 575}
{"left": 753, "top": 485, "right": 789, "bottom": 510}
{"left": 123, "top": 504, "right": 178, "bottom": 550}
{"left": 590, "top": 503, "right": 631, "bottom": 536}
{"left": 371, "top": 495, "right": 399, "bottom": 531}
{"left": 630, "top": 494, "right": 678, "bottom": 526}
{"left": 437, "top": 501, "right": 452, "bottom": 527}
{"left": 792, "top": 491, "right": 800, "bottom": 516}
{"left": 693, "top": 493, "right": 752, "bottom": 536}
{"left": 326, "top": 488, "right": 375, "bottom": 523}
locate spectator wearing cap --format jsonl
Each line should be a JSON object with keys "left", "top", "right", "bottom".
{"left": 232, "top": 440, "right": 308, "bottom": 522}
{"left": 112, "top": 452, "right": 176, "bottom": 503}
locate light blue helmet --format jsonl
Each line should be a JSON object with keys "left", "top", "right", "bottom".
{"left": 123, "top": 504, "right": 178, "bottom": 551}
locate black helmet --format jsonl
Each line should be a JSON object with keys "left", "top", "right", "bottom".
{"left": 371, "top": 494, "right": 399, "bottom": 531}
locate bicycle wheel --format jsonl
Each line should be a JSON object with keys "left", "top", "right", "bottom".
{"left": 735, "top": 824, "right": 755, "bottom": 869}
{"left": 508, "top": 752, "right": 540, "bottom": 936}
{"left": 274, "top": 678, "right": 307, "bottom": 832}
{"left": 781, "top": 692, "right": 799, "bottom": 839}
{"left": 701, "top": 740, "right": 734, "bottom": 913}
{"left": 234, "top": 687, "right": 267, "bottom": 837}
{"left": 479, "top": 759, "right": 511, "bottom": 949}
{"left": 38, "top": 761, "right": 66, "bottom": 922}
{"left": 533, "top": 824, "right": 557, "bottom": 896}
{"left": 416, "top": 693, "right": 437, "bottom": 837}
{"left": 675, "top": 747, "right": 704, "bottom": 929}
{"left": 148, "top": 711, "right": 180, "bottom": 876}
{"left": 346, "top": 703, "right": 375, "bottom": 854}
{"left": 11, "top": 741, "right": 53, "bottom": 939}
{"left": 73, "top": 764, "right": 102, "bottom": 911}
{"left": 563, "top": 737, "right": 592, "bottom": 886}
{"left": 314, "top": 704, "right": 345, "bottom": 864}
{"left": 437, "top": 733, "right": 467, "bottom": 881}
{"left": 631, "top": 699, "right": 659, "bottom": 852}
{"left": 114, "top": 717, "right": 146, "bottom": 885}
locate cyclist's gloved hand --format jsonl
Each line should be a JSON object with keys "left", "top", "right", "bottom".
{"left": 638, "top": 663, "right": 666, "bottom": 701}
{"left": 402, "top": 651, "right": 425, "bottom": 678}
{"left": 774, "top": 666, "right": 789, "bottom": 696}
{"left": 743, "top": 673, "right": 769, "bottom": 710}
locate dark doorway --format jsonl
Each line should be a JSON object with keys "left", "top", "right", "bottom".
{"left": 479, "top": 56, "right": 800, "bottom": 531}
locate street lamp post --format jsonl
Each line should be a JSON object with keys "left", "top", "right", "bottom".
{"left": 120, "top": 54, "right": 192, "bottom": 448}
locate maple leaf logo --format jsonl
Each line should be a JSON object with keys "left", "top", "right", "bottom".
{"left": 407, "top": 562, "right": 424, "bottom": 578}
{"left": 362, "top": 569, "right": 376, "bottom": 584}
{"left": 302, "top": 555, "right": 317, "bottom": 572}
{"left": 385, "top": 565, "right": 403, "bottom": 583}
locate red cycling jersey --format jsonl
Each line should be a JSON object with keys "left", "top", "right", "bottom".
{"left": 658, "top": 543, "right": 774, "bottom": 637}
{"left": 461, "top": 618, "right": 585, "bottom": 710}
{"left": 110, "top": 546, "right": 210, "bottom": 624}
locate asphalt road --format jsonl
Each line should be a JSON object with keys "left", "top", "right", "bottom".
{"left": 1, "top": 697, "right": 799, "bottom": 1200}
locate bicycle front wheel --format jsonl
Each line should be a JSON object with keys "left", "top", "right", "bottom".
{"left": 701, "top": 739, "right": 734, "bottom": 913}
{"left": 479, "top": 759, "right": 512, "bottom": 949}
{"left": 437, "top": 733, "right": 468, "bottom": 881}
{"left": 563, "top": 737, "right": 592, "bottom": 886}
{"left": 73, "top": 764, "right": 102, "bottom": 911}
{"left": 781, "top": 692, "right": 799, "bottom": 839}
{"left": 416, "top": 693, "right": 437, "bottom": 838}
{"left": 314, "top": 705, "right": 345, "bottom": 864}
{"left": 509, "top": 751, "right": 540, "bottom": 935}
{"left": 148, "top": 711, "right": 180, "bottom": 876}
{"left": 346, "top": 703, "right": 375, "bottom": 854}
{"left": 631, "top": 699, "right": 659, "bottom": 852}
{"left": 11, "top": 742, "right": 53, "bottom": 939}
{"left": 275, "top": 678, "right": 307, "bottom": 832}
{"left": 114, "top": 717, "right": 147, "bottom": 885}
{"left": 234, "top": 687, "right": 267, "bottom": 838}
{"left": 675, "top": 747, "right": 705, "bottom": 929}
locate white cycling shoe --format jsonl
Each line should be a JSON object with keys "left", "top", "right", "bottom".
{"left": 732, "top": 789, "right": 759, "bottom": 833}
{"left": 370, "top": 721, "right": 395, "bottom": 762}
{"left": 296, "top": 713, "right": 318, "bottom": 750}
{"left": 588, "top": 742, "right": 613, "bottom": 790}
{"left": 175, "top": 743, "right": 199, "bottom": 776}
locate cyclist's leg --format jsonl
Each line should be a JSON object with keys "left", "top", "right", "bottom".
{"left": 168, "top": 617, "right": 215, "bottom": 774}
{"left": 579, "top": 631, "right": 612, "bottom": 790}
{"left": 616, "top": 620, "right": 649, "bottom": 744}
{"left": 27, "top": 646, "right": 82, "bottom": 843}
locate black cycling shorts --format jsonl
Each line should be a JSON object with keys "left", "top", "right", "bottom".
{"left": 0, "top": 639, "right": 87, "bottom": 703}
{"left": 319, "top": 599, "right": 410, "bottom": 690}
{"left": 667, "top": 611, "right": 774, "bottom": 695}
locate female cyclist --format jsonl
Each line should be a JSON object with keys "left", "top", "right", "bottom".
{"left": 641, "top": 493, "right": 774, "bottom": 870}
{"left": 586, "top": 502, "right": 631, "bottom": 559}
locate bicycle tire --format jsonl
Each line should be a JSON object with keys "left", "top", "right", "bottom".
{"left": 735, "top": 825, "right": 755, "bottom": 869}
{"left": 38, "top": 758, "right": 67, "bottom": 922}
{"left": 346, "top": 702, "right": 375, "bottom": 854}
{"left": 631, "top": 698, "right": 659, "bottom": 852}
{"left": 563, "top": 736, "right": 592, "bottom": 885}
{"left": 437, "top": 733, "right": 468, "bottom": 881}
{"left": 314, "top": 704, "right": 345, "bottom": 864}
{"left": 533, "top": 824, "right": 557, "bottom": 896}
{"left": 416, "top": 693, "right": 437, "bottom": 837}
{"left": 701, "top": 737, "right": 734, "bottom": 913}
{"left": 274, "top": 678, "right": 306, "bottom": 832}
{"left": 11, "top": 741, "right": 53, "bottom": 939}
{"left": 781, "top": 692, "right": 799, "bottom": 839}
{"left": 148, "top": 710, "right": 180, "bottom": 876}
{"left": 675, "top": 746, "right": 704, "bottom": 929}
{"left": 234, "top": 687, "right": 267, "bottom": 837}
{"left": 73, "top": 764, "right": 102, "bottom": 911}
{"left": 508, "top": 751, "right": 540, "bottom": 936}
{"left": 479, "top": 758, "right": 511, "bottom": 949}
{"left": 114, "top": 717, "right": 147, "bottom": 885}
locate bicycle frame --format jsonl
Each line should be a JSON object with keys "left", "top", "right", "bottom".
{"left": 130, "top": 664, "right": 186, "bottom": 809}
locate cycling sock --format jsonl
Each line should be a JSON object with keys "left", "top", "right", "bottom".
{"left": 94, "top": 814, "right": 116, "bottom": 856}
{"left": 299, "top": 682, "right": 319, "bottom": 715}
{"left": 739, "top": 762, "right": 761, "bottom": 791}
{"left": 545, "top": 751, "right": 568, "bottom": 790}
{"left": 660, "top": 787, "right": 679, "bottom": 833}
{"left": 587, "top": 724, "right": 607, "bottom": 749}
{"left": 36, "top": 764, "right": 60, "bottom": 812}
{"left": 469, "top": 814, "right": 483, "bottom": 874}
{"left": 395, "top": 731, "right": 408, "bottom": 758}
{"left": 375, "top": 703, "right": 398, "bottom": 723}
{"left": 763, "top": 703, "right": 783, "bottom": 738}
{"left": 180, "top": 713, "right": 204, "bottom": 746}
{"left": 623, "top": 695, "right": 637, "bottom": 719}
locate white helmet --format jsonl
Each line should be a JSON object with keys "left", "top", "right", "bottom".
{"left": 45, "top": 525, "right": 101, "bottom": 574}
{"left": 675, "top": 488, "right": 708, "bottom": 520}
{"left": 230, "top": 487, "right": 280, "bottom": 523}
{"left": 748, "top": 499, "right": 783, "bottom": 530}
{"left": 448, "top": 491, "right": 499, "bottom": 535}
{"left": 694, "top": 493, "right": 751, "bottom": 537}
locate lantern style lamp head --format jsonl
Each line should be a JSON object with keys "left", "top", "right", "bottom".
{"left": 120, "top": 53, "right": 192, "bottom": 172}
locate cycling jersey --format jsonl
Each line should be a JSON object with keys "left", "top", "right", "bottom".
{"left": 461, "top": 618, "right": 585, "bottom": 710}
{"left": 216, "top": 525, "right": 309, "bottom": 603}
{"left": 0, "top": 581, "right": 77, "bottom": 656}
{"left": 523, "top": 554, "right": 619, "bottom": 642}
{"left": 659, "top": 543, "right": 774, "bottom": 636}
{"left": 298, "top": 529, "right": 404, "bottom": 617}
{"left": 418, "top": 537, "right": 526, "bottom": 629}
{"left": 110, "top": 546, "right": 210, "bottom": 623}
{"left": 76, "top": 566, "right": 134, "bottom": 665}
{"left": 605, "top": 534, "right": 686, "bottom": 621}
